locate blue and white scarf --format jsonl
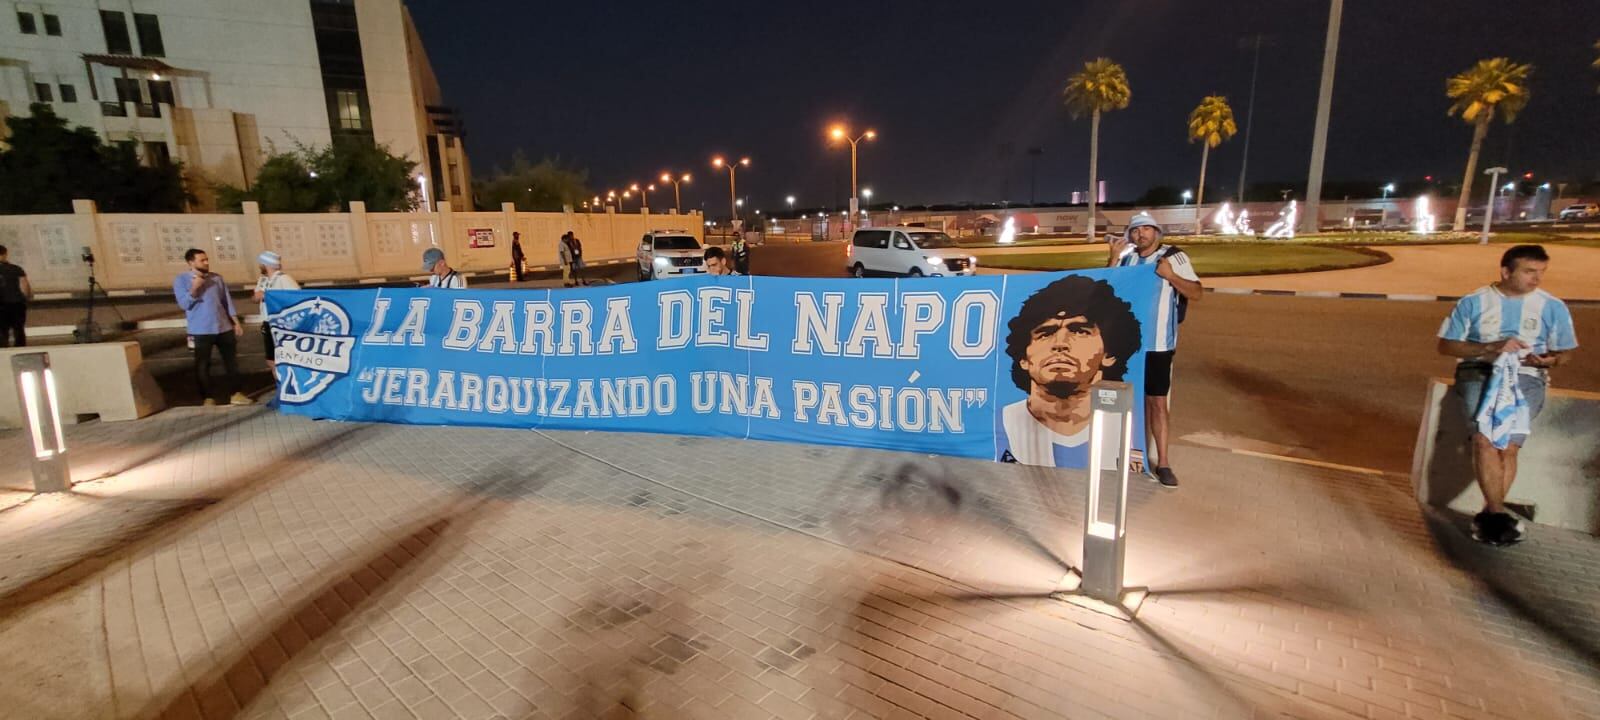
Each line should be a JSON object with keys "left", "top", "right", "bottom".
{"left": 1475, "top": 351, "right": 1531, "bottom": 449}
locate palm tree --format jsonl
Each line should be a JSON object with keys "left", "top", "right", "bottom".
{"left": 1446, "top": 58, "right": 1533, "bottom": 230}
{"left": 1186, "top": 95, "right": 1238, "bottom": 215}
{"left": 1063, "top": 58, "right": 1131, "bottom": 242}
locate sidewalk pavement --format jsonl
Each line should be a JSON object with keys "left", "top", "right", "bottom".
{"left": 1, "top": 409, "right": 1598, "bottom": 719}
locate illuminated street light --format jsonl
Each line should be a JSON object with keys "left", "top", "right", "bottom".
{"left": 1382, "top": 182, "right": 1396, "bottom": 199}
{"left": 1077, "top": 381, "right": 1136, "bottom": 607}
{"left": 1180, "top": 189, "right": 1193, "bottom": 205}
{"left": 829, "top": 123, "right": 878, "bottom": 220}
{"left": 786, "top": 195, "right": 796, "bottom": 212}
{"left": 660, "top": 172, "right": 692, "bottom": 212}
{"left": 10, "top": 353, "right": 70, "bottom": 492}
{"left": 712, "top": 156, "right": 751, "bottom": 221}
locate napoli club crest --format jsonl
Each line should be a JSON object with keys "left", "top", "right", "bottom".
{"left": 269, "top": 298, "right": 357, "bottom": 404}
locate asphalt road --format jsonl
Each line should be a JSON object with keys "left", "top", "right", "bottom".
{"left": 35, "top": 241, "right": 1600, "bottom": 474}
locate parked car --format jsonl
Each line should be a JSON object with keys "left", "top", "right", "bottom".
{"left": 636, "top": 232, "right": 704, "bottom": 280}
{"left": 1558, "top": 203, "right": 1599, "bottom": 221}
{"left": 847, "top": 228, "right": 977, "bottom": 277}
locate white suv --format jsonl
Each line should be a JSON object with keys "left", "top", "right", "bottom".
{"left": 637, "top": 232, "right": 704, "bottom": 280}
{"left": 847, "top": 228, "right": 977, "bottom": 278}
{"left": 1558, "top": 203, "right": 1599, "bottom": 221}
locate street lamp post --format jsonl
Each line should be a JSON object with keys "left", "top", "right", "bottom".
{"left": 1481, "top": 166, "right": 1507, "bottom": 245}
{"left": 629, "top": 183, "right": 649, "bottom": 213}
{"left": 829, "top": 124, "right": 877, "bottom": 222}
{"left": 1382, "top": 183, "right": 1396, "bottom": 199}
{"left": 712, "top": 156, "right": 750, "bottom": 223}
{"left": 661, "top": 172, "right": 692, "bottom": 212}
{"left": 786, "top": 195, "right": 796, "bottom": 215}
{"left": 1181, "top": 189, "right": 1193, "bottom": 206}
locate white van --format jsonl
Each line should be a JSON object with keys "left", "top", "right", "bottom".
{"left": 846, "top": 228, "right": 977, "bottom": 277}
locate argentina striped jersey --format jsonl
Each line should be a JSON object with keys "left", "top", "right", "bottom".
{"left": 1117, "top": 245, "right": 1199, "bottom": 352}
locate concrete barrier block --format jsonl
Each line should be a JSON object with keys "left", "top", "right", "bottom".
{"left": 0, "top": 342, "right": 166, "bottom": 428}
{"left": 1412, "top": 378, "right": 1600, "bottom": 535}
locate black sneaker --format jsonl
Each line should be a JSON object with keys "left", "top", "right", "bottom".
{"left": 1471, "top": 511, "right": 1495, "bottom": 544}
{"left": 1495, "top": 512, "right": 1525, "bottom": 545}
{"left": 1155, "top": 467, "right": 1179, "bottom": 489}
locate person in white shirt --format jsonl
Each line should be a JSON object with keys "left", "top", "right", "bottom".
{"left": 423, "top": 247, "right": 467, "bottom": 289}
{"left": 252, "top": 251, "right": 300, "bottom": 383}
{"left": 1107, "top": 214, "right": 1203, "bottom": 488}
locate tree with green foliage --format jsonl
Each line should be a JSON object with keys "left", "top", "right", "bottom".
{"left": 1446, "top": 58, "right": 1532, "bottom": 230}
{"left": 218, "top": 137, "right": 418, "bottom": 212}
{"left": 1063, "top": 58, "right": 1131, "bottom": 242}
{"left": 1186, "top": 95, "right": 1237, "bottom": 211}
{"left": 475, "top": 152, "right": 591, "bottom": 211}
{"left": 0, "top": 103, "right": 190, "bottom": 214}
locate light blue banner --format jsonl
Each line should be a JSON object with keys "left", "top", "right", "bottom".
{"left": 265, "top": 267, "right": 1163, "bottom": 468}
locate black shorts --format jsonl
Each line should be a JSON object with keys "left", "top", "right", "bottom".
{"left": 261, "top": 322, "right": 275, "bottom": 361}
{"left": 1145, "top": 350, "right": 1176, "bottom": 397}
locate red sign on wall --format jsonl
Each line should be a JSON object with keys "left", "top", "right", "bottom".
{"left": 467, "top": 228, "right": 496, "bottom": 248}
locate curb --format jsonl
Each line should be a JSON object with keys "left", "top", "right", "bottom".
{"left": 1206, "top": 287, "right": 1600, "bottom": 306}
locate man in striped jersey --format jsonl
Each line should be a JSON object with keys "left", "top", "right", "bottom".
{"left": 1107, "top": 214, "right": 1204, "bottom": 488}
{"left": 1437, "top": 245, "right": 1578, "bottom": 546}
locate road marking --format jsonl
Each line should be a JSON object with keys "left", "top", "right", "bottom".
{"left": 1225, "top": 448, "right": 1393, "bottom": 477}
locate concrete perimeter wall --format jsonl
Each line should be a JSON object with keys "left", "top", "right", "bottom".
{"left": 0, "top": 201, "right": 703, "bottom": 294}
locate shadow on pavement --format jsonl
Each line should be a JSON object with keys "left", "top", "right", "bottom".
{"left": 0, "top": 423, "right": 374, "bottom": 613}
{"left": 1423, "top": 506, "right": 1600, "bottom": 675}
{"left": 142, "top": 463, "right": 540, "bottom": 719}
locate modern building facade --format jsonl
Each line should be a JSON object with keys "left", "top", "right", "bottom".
{"left": 0, "top": 0, "right": 470, "bottom": 209}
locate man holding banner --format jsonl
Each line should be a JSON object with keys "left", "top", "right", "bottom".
{"left": 1109, "top": 214, "right": 1203, "bottom": 488}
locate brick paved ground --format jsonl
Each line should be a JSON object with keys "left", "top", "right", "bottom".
{"left": 1, "top": 409, "right": 1597, "bottom": 719}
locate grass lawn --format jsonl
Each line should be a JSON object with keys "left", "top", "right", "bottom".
{"left": 982, "top": 244, "right": 1389, "bottom": 276}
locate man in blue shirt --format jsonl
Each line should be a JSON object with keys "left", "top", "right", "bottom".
{"left": 1437, "top": 245, "right": 1579, "bottom": 546}
{"left": 174, "top": 248, "right": 251, "bottom": 406}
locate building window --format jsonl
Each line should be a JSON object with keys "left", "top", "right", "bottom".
{"left": 134, "top": 13, "right": 164, "bottom": 57}
{"left": 17, "top": 11, "right": 36, "bottom": 34}
{"left": 101, "top": 11, "right": 132, "bottom": 54}
{"left": 59, "top": 84, "right": 77, "bottom": 103}
{"left": 43, "top": 13, "right": 61, "bottom": 36}
{"left": 143, "top": 142, "right": 171, "bottom": 168}
{"left": 34, "top": 83, "right": 53, "bottom": 102}
{"left": 334, "top": 89, "right": 364, "bottom": 130}
{"left": 148, "top": 80, "right": 174, "bottom": 106}
{"left": 114, "top": 77, "right": 143, "bottom": 103}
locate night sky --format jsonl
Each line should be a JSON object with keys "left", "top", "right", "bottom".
{"left": 407, "top": 0, "right": 1600, "bottom": 213}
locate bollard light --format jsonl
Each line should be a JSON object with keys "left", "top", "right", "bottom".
{"left": 1081, "top": 381, "right": 1133, "bottom": 604}
{"left": 11, "top": 352, "right": 71, "bottom": 492}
